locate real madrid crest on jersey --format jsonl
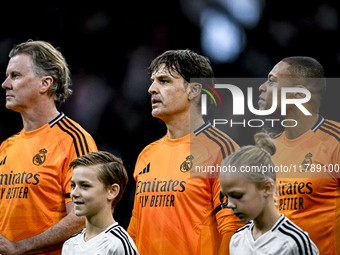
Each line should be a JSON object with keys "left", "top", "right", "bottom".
{"left": 180, "top": 155, "right": 194, "bottom": 173}
{"left": 301, "top": 152, "right": 312, "bottom": 172}
{"left": 33, "top": 148, "right": 47, "bottom": 166}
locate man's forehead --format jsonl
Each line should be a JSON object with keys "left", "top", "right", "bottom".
{"left": 151, "top": 64, "right": 180, "bottom": 79}
{"left": 269, "top": 61, "right": 292, "bottom": 78}
{"left": 7, "top": 54, "right": 32, "bottom": 71}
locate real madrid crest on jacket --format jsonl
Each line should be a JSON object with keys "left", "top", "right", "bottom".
{"left": 127, "top": 121, "right": 244, "bottom": 255}
{"left": 33, "top": 148, "right": 48, "bottom": 166}
{"left": 180, "top": 155, "right": 194, "bottom": 173}
{"left": 0, "top": 112, "right": 97, "bottom": 253}
{"left": 301, "top": 152, "right": 313, "bottom": 172}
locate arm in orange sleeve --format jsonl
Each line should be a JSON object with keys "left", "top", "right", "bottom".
{"left": 127, "top": 215, "right": 137, "bottom": 243}
{"left": 127, "top": 173, "right": 139, "bottom": 243}
{"left": 216, "top": 212, "right": 244, "bottom": 255}
{"left": 218, "top": 232, "right": 233, "bottom": 255}
{"left": 212, "top": 178, "right": 244, "bottom": 254}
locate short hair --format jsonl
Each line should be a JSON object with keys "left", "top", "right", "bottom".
{"left": 221, "top": 132, "right": 276, "bottom": 190}
{"left": 148, "top": 49, "right": 214, "bottom": 85}
{"left": 69, "top": 151, "right": 128, "bottom": 208}
{"left": 9, "top": 40, "right": 72, "bottom": 108}
{"left": 281, "top": 56, "right": 326, "bottom": 94}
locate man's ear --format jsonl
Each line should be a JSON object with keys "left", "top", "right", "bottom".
{"left": 188, "top": 83, "right": 202, "bottom": 101}
{"left": 294, "top": 84, "right": 308, "bottom": 99}
{"left": 40, "top": 76, "right": 54, "bottom": 94}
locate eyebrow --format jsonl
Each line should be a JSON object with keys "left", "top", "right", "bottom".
{"left": 150, "top": 73, "right": 173, "bottom": 81}
{"left": 5, "top": 69, "right": 19, "bottom": 76}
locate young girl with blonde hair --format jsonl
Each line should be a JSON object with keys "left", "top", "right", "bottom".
{"left": 219, "top": 132, "right": 318, "bottom": 255}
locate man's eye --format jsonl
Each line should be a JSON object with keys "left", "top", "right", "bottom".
{"left": 11, "top": 72, "right": 21, "bottom": 78}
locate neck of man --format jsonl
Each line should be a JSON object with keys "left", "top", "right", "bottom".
{"left": 165, "top": 108, "right": 205, "bottom": 140}
{"left": 20, "top": 101, "right": 60, "bottom": 132}
{"left": 283, "top": 108, "right": 319, "bottom": 140}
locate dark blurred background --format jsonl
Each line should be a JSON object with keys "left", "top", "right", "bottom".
{"left": 0, "top": 0, "right": 339, "bottom": 229}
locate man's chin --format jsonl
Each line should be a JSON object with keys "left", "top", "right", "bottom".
{"left": 257, "top": 101, "right": 266, "bottom": 111}
{"left": 151, "top": 108, "right": 163, "bottom": 117}
{"left": 151, "top": 110, "right": 169, "bottom": 122}
{"left": 5, "top": 103, "right": 19, "bottom": 112}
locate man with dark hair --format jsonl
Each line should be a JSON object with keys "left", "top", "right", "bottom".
{"left": 258, "top": 56, "right": 340, "bottom": 255}
{"left": 148, "top": 49, "right": 215, "bottom": 84}
{"left": 127, "top": 49, "right": 243, "bottom": 254}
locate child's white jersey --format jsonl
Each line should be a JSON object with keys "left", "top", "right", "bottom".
{"left": 230, "top": 215, "right": 319, "bottom": 255}
{"left": 62, "top": 222, "right": 139, "bottom": 255}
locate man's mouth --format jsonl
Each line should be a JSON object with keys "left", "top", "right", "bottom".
{"left": 151, "top": 97, "right": 161, "bottom": 105}
{"left": 258, "top": 96, "right": 265, "bottom": 105}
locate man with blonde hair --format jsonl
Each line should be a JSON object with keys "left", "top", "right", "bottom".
{"left": 0, "top": 40, "right": 97, "bottom": 254}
